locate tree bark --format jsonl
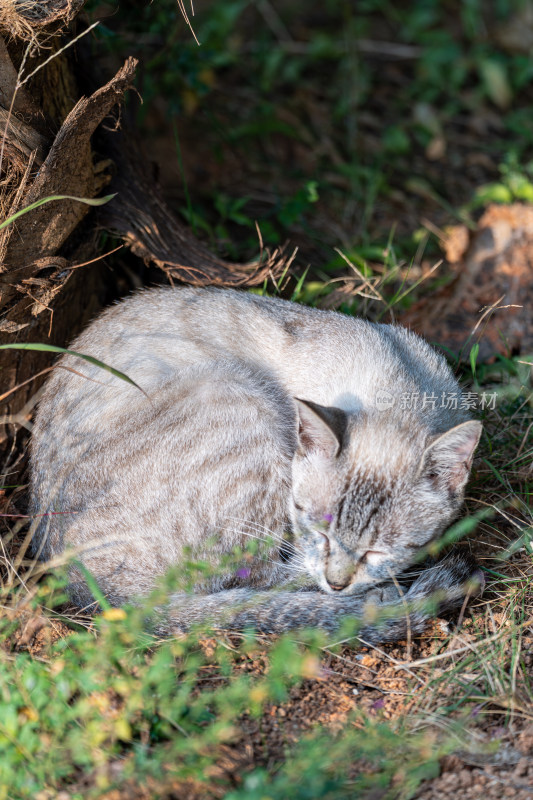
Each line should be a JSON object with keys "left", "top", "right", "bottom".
{"left": 0, "top": 2, "right": 288, "bottom": 468}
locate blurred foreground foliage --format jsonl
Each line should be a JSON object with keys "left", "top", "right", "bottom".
{"left": 1, "top": 569, "right": 451, "bottom": 800}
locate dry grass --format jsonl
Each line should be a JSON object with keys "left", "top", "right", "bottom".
{"left": 0, "top": 0, "right": 78, "bottom": 41}
{"left": 0, "top": 0, "right": 40, "bottom": 43}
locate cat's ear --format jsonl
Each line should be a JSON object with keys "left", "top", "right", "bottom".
{"left": 295, "top": 399, "right": 347, "bottom": 459}
{"left": 420, "top": 420, "right": 482, "bottom": 492}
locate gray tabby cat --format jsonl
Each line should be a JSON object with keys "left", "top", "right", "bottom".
{"left": 29, "top": 287, "right": 482, "bottom": 641}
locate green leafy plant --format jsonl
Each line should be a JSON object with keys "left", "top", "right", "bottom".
{"left": 0, "top": 558, "right": 464, "bottom": 800}
{"left": 470, "top": 153, "right": 533, "bottom": 208}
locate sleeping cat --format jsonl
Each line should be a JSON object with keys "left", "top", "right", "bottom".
{"left": 29, "top": 287, "right": 482, "bottom": 641}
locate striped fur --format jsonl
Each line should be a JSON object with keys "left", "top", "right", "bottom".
{"left": 29, "top": 288, "right": 482, "bottom": 637}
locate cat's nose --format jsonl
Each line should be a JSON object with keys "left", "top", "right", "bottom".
{"left": 326, "top": 579, "right": 350, "bottom": 592}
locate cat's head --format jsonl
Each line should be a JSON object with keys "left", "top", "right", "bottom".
{"left": 289, "top": 399, "right": 482, "bottom": 595}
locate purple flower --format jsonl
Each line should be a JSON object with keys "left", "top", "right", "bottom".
{"left": 371, "top": 698, "right": 385, "bottom": 711}
{"left": 323, "top": 514, "right": 333, "bottom": 523}
{"left": 235, "top": 567, "right": 251, "bottom": 579}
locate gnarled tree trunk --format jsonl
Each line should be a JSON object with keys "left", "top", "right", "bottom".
{"left": 0, "top": 1, "right": 288, "bottom": 470}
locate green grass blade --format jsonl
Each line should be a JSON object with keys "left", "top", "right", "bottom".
{"left": 481, "top": 457, "right": 507, "bottom": 488}
{"left": 173, "top": 120, "right": 195, "bottom": 235}
{"left": 469, "top": 342, "right": 480, "bottom": 379}
{"left": 71, "top": 559, "right": 111, "bottom": 611}
{"left": 291, "top": 266, "right": 310, "bottom": 301}
{"left": 0, "top": 343, "right": 146, "bottom": 395}
{"left": 422, "top": 506, "right": 494, "bottom": 558}
{"left": 0, "top": 193, "right": 116, "bottom": 231}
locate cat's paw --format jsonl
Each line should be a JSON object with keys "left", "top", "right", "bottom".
{"left": 363, "top": 582, "right": 405, "bottom": 605}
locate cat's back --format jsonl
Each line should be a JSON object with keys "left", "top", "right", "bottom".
{"left": 32, "top": 286, "right": 466, "bottom": 448}
{"left": 55, "top": 285, "right": 452, "bottom": 388}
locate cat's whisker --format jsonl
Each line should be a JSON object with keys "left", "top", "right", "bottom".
{"left": 279, "top": 555, "right": 308, "bottom": 572}
{"left": 221, "top": 528, "right": 275, "bottom": 551}
{"left": 283, "top": 561, "right": 307, "bottom": 575}
{"left": 221, "top": 536, "right": 302, "bottom": 574}
{"left": 225, "top": 516, "right": 288, "bottom": 545}
{"left": 221, "top": 525, "right": 307, "bottom": 575}
{"left": 229, "top": 518, "right": 291, "bottom": 545}
{"left": 223, "top": 521, "right": 302, "bottom": 560}
{"left": 221, "top": 529, "right": 304, "bottom": 572}
{"left": 221, "top": 522, "right": 303, "bottom": 565}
